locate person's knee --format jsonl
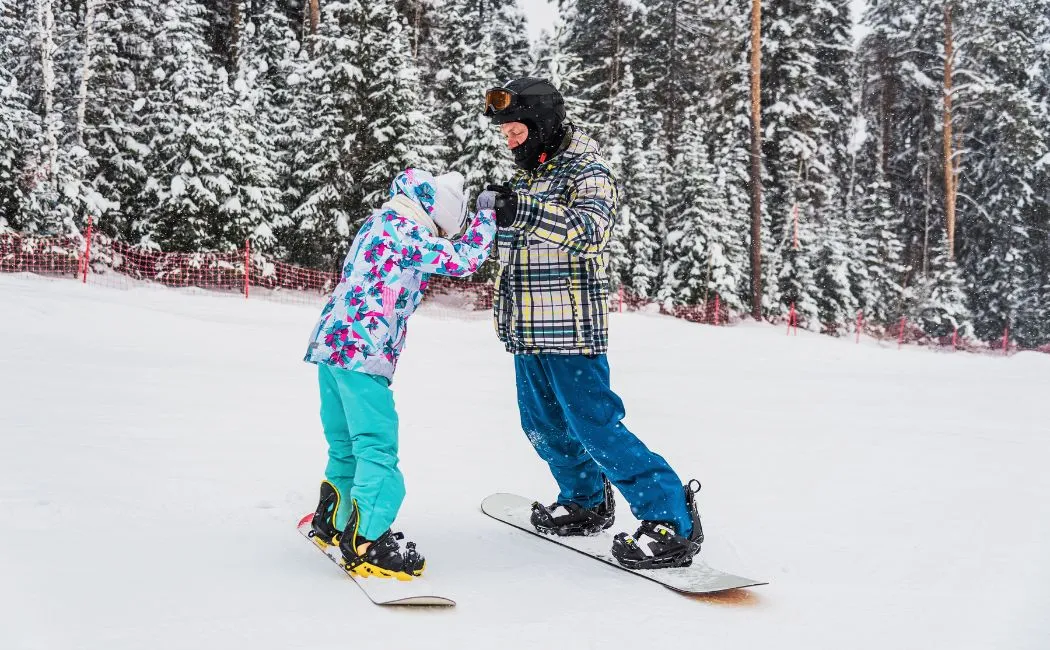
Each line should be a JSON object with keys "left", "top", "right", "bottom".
{"left": 351, "top": 435, "right": 398, "bottom": 464}
{"left": 327, "top": 447, "right": 356, "bottom": 465}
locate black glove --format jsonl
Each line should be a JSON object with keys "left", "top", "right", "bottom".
{"left": 481, "top": 183, "right": 517, "bottom": 228}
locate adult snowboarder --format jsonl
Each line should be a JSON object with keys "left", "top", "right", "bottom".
{"left": 477, "top": 77, "right": 704, "bottom": 569}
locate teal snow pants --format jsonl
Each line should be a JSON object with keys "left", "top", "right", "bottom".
{"left": 317, "top": 364, "right": 404, "bottom": 541}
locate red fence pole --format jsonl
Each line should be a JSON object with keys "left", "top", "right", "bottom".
{"left": 244, "top": 238, "right": 250, "bottom": 299}
{"left": 952, "top": 326, "right": 958, "bottom": 351}
{"left": 898, "top": 316, "right": 906, "bottom": 349}
{"left": 618, "top": 285, "right": 624, "bottom": 313}
{"left": 81, "top": 216, "right": 94, "bottom": 284}
{"left": 856, "top": 310, "right": 863, "bottom": 344}
{"left": 1002, "top": 326, "right": 1009, "bottom": 355}
{"left": 787, "top": 302, "right": 797, "bottom": 336}
{"left": 714, "top": 295, "right": 721, "bottom": 326}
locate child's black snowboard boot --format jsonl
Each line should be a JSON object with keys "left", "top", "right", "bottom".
{"left": 530, "top": 475, "right": 616, "bottom": 536}
{"left": 338, "top": 499, "right": 425, "bottom": 580}
{"left": 307, "top": 480, "right": 342, "bottom": 547}
{"left": 610, "top": 479, "right": 704, "bottom": 569}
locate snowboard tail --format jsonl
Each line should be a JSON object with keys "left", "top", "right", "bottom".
{"left": 297, "top": 513, "right": 455, "bottom": 606}
{"left": 480, "top": 493, "right": 766, "bottom": 595}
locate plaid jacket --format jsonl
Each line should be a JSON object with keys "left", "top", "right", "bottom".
{"left": 493, "top": 126, "right": 617, "bottom": 355}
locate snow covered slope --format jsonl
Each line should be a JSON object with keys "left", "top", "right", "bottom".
{"left": 1, "top": 273, "right": 1048, "bottom": 650}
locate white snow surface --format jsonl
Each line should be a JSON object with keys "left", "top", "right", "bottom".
{"left": 1, "top": 273, "right": 1049, "bottom": 649}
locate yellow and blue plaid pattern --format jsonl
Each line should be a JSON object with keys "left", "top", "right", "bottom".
{"left": 493, "top": 127, "right": 617, "bottom": 354}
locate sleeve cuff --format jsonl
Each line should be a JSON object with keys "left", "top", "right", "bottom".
{"left": 509, "top": 192, "right": 536, "bottom": 230}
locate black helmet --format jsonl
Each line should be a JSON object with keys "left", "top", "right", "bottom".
{"left": 485, "top": 77, "right": 566, "bottom": 129}
{"left": 484, "top": 77, "right": 567, "bottom": 169}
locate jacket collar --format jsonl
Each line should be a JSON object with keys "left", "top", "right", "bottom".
{"left": 383, "top": 194, "right": 439, "bottom": 236}
{"left": 529, "top": 124, "right": 603, "bottom": 176}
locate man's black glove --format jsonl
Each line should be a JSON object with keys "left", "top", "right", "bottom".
{"left": 476, "top": 183, "right": 517, "bottom": 228}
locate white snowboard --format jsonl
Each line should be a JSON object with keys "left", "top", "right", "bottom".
{"left": 297, "top": 514, "right": 455, "bottom": 606}
{"left": 481, "top": 493, "right": 766, "bottom": 595}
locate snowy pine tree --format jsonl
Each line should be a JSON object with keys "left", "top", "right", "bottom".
{"left": 857, "top": 1, "right": 970, "bottom": 336}
{"left": 558, "top": 0, "right": 641, "bottom": 145}
{"left": 209, "top": 62, "right": 285, "bottom": 254}
{"left": 245, "top": 3, "right": 304, "bottom": 258}
{"left": 78, "top": 0, "right": 153, "bottom": 240}
{"left": 352, "top": 0, "right": 440, "bottom": 214}
{"left": 436, "top": 0, "right": 519, "bottom": 198}
{"left": 286, "top": 1, "right": 366, "bottom": 268}
{"left": 912, "top": 229, "right": 971, "bottom": 339}
{"left": 759, "top": 0, "right": 856, "bottom": 329}
{"left": 853, "top": 167, "right": 906, "bottom": 325}
{"left": 289, "top": 0, "right": 438, "bottom": 269}
{"left": 532, "top": 15, "right": 592, "bottom": 129}
{"left": 659, "top": 110, "right": 748, "bottom": 310}
{"left": 133, "top": 1, "right": 223, "bottom": 251}
{"left": 0, "top": 0, "right": 43, "bottom": 231}
{"left": 606, "top": 65, "right": 660, "bottom": 298}
{"left": 948, "top": 0, "right": 1050, "bottom": 345}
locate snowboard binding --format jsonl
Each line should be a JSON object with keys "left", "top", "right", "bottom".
{"left": 338, "top": 499, "right": 425, "bottom": 581}
{"left": 307, "top": 480, "right": 343, "bottom": 547}
{"left": 610, "top": 480, "right": 704, "bottom": 570}
{"left": 530, "top": 475, "right": 616, "bottom": 536}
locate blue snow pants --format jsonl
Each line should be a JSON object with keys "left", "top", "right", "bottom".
{"left": 514, "top": 354, "right": 692, "bottom": 537}
{"left": 317, "top": 364, "right": 404, "bottom": 541}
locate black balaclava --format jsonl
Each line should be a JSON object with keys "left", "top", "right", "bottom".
{"left": 485, "top": 77, "right": 568, "bottom": 170}
{"left": 512, "top": 118, "right": 567, "bottom": 170}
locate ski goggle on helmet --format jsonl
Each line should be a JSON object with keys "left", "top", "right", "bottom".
{"left": 484, "top": 88, "right": 517, "bottom": 114}
{"left": 483, "top": 78, "right": 565, "bottom": 124}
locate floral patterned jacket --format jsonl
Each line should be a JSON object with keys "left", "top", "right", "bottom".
{"left": 304, "top": 170, "right": 496, "bottom": 381}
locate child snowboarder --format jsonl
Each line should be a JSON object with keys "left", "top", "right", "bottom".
{"left": 303, "top": 169, "right": 496, "bottom": 580}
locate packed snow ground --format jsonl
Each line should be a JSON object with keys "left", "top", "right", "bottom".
{"left": 1, "top": 272, "right": 1048, "bottom": 650}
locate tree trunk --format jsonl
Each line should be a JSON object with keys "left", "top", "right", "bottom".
{"left": 230, "top": 0, "right": 243, "bottom": 75}
{"left": 749, "top": 0, "right": 763, "bottom": 320}
{"left": 607, "top": 0, "right": 621, "bottom": 145}
{"left": 36, "top": 0, "right": 58, "bottom": 190}
{"left": 308, "top": 0, "right": 319, "bottom": 35}
{"left": 75, "top": 0, "right": 97, "bottom": 148}
{"left": 942, "top": 1, "right": 957, "bottom": 259}
{"left": 413, "top": 3, "right": 421, "bottom": 61}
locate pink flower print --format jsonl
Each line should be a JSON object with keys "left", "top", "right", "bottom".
{"left": 463, "top": 229, "right": 483, "bottom": 246}
{"left": 368, "top": 281, "right": 384, "bottom": 299}
{"left": 346, "top": 285, "right": 366, "bottom": 307}
{"left": 382, "top": 339, "right": 398, "bottom": 362}
{"left": 381, "top": 257, "right": 395, "bottom": 275}
{"left": 381, "top": 209, "right": 406, "bottom": 226}
{"left": 402, "top": 248, "right": 423, "bottom": 266}
{"left": 442, "top": 260, "right": 461, "bottom": 274}
{"left": 329, "top": 343, "right": 357, "bottom": 367}
{"left": 353, "top": 304, "right": 370, "bottom": 322}
{"left": 324, "top": 320, "right": 350, "bottom": 348}
{"left": 364, "top": 242, "right": 387, "bottom": 265}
